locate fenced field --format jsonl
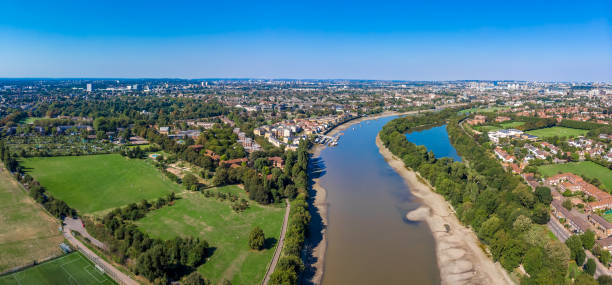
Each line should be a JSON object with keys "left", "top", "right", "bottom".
{"left": 0, "top": 251, "right": 116, "bottom": 285}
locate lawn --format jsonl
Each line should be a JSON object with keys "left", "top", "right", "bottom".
{"left": 136, "top": 186, "right": 285, "bottom": 284}
{"left": 0, "top": 252, "right": 116, "bottom": 285}
{"left": 500, "top": 121, "right": 524, "bottom": 128}
{"left": 603, "top": 212, "right": 612, "bottom": 223}
{"left": 0, "top": 168, "right": 63, "bottom": 273}
{"left": 526, "top": 127, "right": 588, "bottom": 139}
{"left": 21, "top": 117, "right": 43, "bottom": 124}
{"left": 475, "top": 125, "right": 500, "bottom": 132}
{"left": 538, "top": 161, "right": 612, "bottom": 191}
{"left": 21, "top": 154, "right": 182, "bottom": 215}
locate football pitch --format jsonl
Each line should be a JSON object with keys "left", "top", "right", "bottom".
{"left": 0, "top": 252, "right": 116, "bottom": 285}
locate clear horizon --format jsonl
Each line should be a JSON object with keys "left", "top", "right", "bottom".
{"left": 1, "top": 0, "right": 611, "bottom": 81}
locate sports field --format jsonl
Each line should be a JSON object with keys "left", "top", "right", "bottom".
{"left": 526, "top": 127, "right": 588, "bottom": 138}
{"left": 500, "top": 121, "right": 524, "bottom": 128}
{"left": 21, "top": 154, "right": 181, "bottom": 215}
{"left": 538, "top": 161, "right": 612, "bottom": 191}
{"left": 475, "top": 125, "right": 500, "bottom": 132}
{"left": 0, "top": 168, "right": 63, "bottom": 273}
{"left": 0, "top": 252, "right": 116, "bottom": 285}
{"left": 136, "top": 186, "right": 284, "bottom": 284}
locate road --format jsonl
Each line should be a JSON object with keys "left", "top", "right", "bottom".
{"left": 63, "top": 219, "right": 139, "bottom": 285}
{"left": 547, "top": 219, "right": 569, "bottom": 242}
{"left": 64, "top": 217, "right": 107, "bottom": 250}
{"left": 262, "top": 199, "right": 291, "bottom": 285}
{"left": 548, "top": 218, "right": 611, "bottom": 278}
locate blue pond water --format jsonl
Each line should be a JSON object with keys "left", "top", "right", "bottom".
{"left": 405, "top": 124, "right": 462, "bottom": 162}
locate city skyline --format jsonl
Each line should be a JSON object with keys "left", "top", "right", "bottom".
{"left": 1, "top": 0, "right": 611, "bottom": 81}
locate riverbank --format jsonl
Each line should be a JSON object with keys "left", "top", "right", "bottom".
{"left": 376, "top": 134, "right": 514, "bottom": 285}
{"left": 304, "top": 110, "right": 423, "bottom": 284}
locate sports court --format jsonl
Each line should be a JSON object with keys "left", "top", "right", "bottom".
{"left": 0, "top": 252, "right": 116, "bottom": 285}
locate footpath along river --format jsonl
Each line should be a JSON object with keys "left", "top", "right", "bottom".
{"left": 305, "top": 116, "right": 466, "bottom": 284}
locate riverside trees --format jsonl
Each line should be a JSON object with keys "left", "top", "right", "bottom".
{"left": 379, "top": 109, "right": 574, "bottom": 284}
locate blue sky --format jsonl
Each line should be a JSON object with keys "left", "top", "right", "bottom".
{"left": 1, "top": 0, "right": 611, "bottom": 81}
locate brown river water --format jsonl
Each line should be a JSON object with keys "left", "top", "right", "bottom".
{"left": 304, "top": 116, "right": 446, "bottom": 285}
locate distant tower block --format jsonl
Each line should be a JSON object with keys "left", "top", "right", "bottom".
{"left": 86, "top": 83, "right": 92, "bottom": 92}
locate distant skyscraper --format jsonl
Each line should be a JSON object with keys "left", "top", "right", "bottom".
{"left": 86, "top": 83, "right": 92, "bottom": 92}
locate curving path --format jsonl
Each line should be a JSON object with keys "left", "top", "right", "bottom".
{"left": 262, "top": 199, "right": 291, "bottom": 285}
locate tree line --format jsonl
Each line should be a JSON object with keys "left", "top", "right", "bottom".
{"left": 0, "top": 142, "right": 77, "bottom": 218}
{"left": 93, "top": 194, "right": 211, "bottom": 284}
{"left": 379, "top": 109, "right": 583, "bottom": 284}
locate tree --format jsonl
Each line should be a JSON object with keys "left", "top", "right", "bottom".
{"left": 181, "top": 271, "right": 209, "bottom": 285}
{"left": 600, "top": 249, "right": 611, "bottom": 266}
{"left": 212, "top": 167, "right": 229, "bottom": 186}
{"left": 513, "top": 215, "right": 532, "bottom": 233}
{"left": 183, "top": 173, "right": 199, "bottom": 190}
{"left": 566, "top": 235, "right": 586, "bottom": 265}
{"left": 535, "top": 186, "right": 553, "bottom": 205}
{"left": 531, "top": 203, "right": 550, "bottom": 224}
{"left": 597, "top": 275, "right": 612, "bottom": 285}
{"left": 523, "top": 247, "right": 545, "bottom": 276}
{"left": 575, "top": 274, "right": 598, "bottom": 285}
{"left": 585, "top": 258, "right": 597, "bottom": 276}
{"left": 479, "top": 216, "right": 502, "bottom": 241}
{"left": 581, "top": 230, "right": 596, "bottom": 250}
{"left": 249, "top": 226, "right": 265, "bottom": 250}
{"left": 563, "top": 199, "right": 573, "bottom": 210}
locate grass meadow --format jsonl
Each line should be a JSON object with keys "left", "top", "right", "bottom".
{"left": 538, "top": 161, "right": 612, "bottom": 191}
{"left": 0, "top": 252, "right": 116, "bottom": 285}
{"left": 500, "top": 121, "right": 524, "bottom": 128}
{"left": 136, "top": 186, "right": 284, "bottom": 284}
{"left": 526, "top": 127, "right": 588, "bottom": 139}
{"left": 0, "top": 169, "right": 63, "bottom": 273}
{"left": 21, "top": 154, "right": 181, "bottom": 215}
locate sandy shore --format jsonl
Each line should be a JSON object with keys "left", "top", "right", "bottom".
{"left": 376, "top": 135, "right": 515, "bottom": 285}
{"left": 304, "top": 110, "right": 422, "bottom": 284}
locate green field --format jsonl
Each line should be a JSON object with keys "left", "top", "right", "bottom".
{"left": 500, "top": 121, "right": 524, "bottom": 128}
{"left": 0, "top": 252, "right": 116, "bottom": 285}
{"left": 21, "top": 154, "right": 182, "bottom": 215}
{"left": 603, "top": 212, "right": 612, "bottom": 223}
{"left": 475, "top": 125, "right": 500, "bottom": 132}
{"left": 0, "top": 169, "right": 63, "bottom": 273}
{"left": 538, "top": 161, "right": 612, "bottom": 191}
{"left": 526, "top": 127, "right": 588, "bottom": 139}
{"left": 21, "top": 117, "right": 43, "bottom": 124}
{"left": 136, "top": 186, "right": 284, "bottom": 284}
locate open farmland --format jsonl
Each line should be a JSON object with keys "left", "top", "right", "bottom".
{"left": 0, "top": 251, "right": 116, "bottom": 285}
{"left": 0, "top": 168, "right": 63, "bottom": 273}
{"left": 21, "top": 154, "right": 181, "bottom": 215}
{"left": 136, "top": 187, "right": 284, "bottom": 284}
{"left": 538, "top": 161, "right": 612, "bottom": 191}
{"left": 526, "top": 127, "right": 588, "bottom": 138}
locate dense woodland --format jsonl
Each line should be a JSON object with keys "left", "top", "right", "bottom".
{"left": 379, "top": 109, "right": 591, "bottom": 284}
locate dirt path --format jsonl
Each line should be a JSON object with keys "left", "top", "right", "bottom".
{"left": 376, "top": 135, "right": 515, "bottom": 285}
{"left": 262, "top": 199, "right": 291, "bottom": 285}
{"left": 62, "top": 225, "right": 139, "bottom": 285}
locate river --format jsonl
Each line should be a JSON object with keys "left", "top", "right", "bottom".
{"left": 306, "top": 116, "right": 462, "bottom": 284}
